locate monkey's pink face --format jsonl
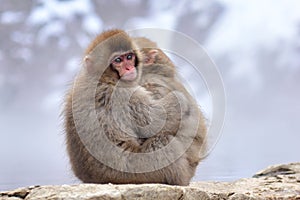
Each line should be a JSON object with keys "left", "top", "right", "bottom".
{"left": 111, "top": 52, "right": 137, "bottom": 81}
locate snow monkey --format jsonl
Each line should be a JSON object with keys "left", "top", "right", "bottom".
{"left": 64, "top": 29, "right": 207, "bottom": 186}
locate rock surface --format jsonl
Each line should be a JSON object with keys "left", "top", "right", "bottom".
{"left": 1, "top": 163, "right": 300, "bottom": 200}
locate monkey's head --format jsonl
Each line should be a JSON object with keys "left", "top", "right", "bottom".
{"left": 134, "top": 37, "right": 175, "bottom": 67}
{"left": 84, "top": 29, "right": 142, "bottom": 85}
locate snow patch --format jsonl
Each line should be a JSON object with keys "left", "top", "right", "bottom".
{"left": 58, "top": 36, "right": 71, "bottom": 49}
{"left": 1, "top": 11, "right": 24, "bottom": 24}
{"left": 41, "top": 89, "right": 64, "bottom": 112}
{"left": 11, "top": 32, "right": 33, "bottom": 45}
{"left": 37, "top": 20, "right": 65, "bottom": 44}
{"left": 82, "top": 14, "right": 103, "bottom": 34}
{"left": 66, "top": 57, "right": 81, "bottom": 73}
{"left": 76, "top": 33, "right": 91, "bottom": 49}
{"left": 15, "top": 48, "right": 32, "bottom": 62}
{"left": 27, "top": 0, "right": 93, "bottom": 25}
{"left": 205, "top": 0, "right": 300, "bottom": 87}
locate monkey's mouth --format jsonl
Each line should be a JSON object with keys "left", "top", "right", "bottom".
{"left": 121, "top": 70, "right": 137, "bottom": 81}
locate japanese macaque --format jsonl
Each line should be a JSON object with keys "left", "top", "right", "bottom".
{"left": 64, "top": 29, "right": 207, "bottom": 186}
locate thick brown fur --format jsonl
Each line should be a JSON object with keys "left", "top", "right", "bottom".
{"left": 85, "top": 29, "right": 126, "bottom": 54}
{"left": 134, "top": 36, "right": 207, "bottom": 174}
{"left": 64, "top": 30, "right": 207, "bottom": 186}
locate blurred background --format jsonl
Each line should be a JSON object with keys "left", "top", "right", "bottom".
{"left": 1, "top": 0, "right": 300, "bottom": 191}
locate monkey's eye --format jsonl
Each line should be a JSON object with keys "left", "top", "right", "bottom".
{"left": 114, "top": 57, "right": 122, "bottom": 63}
{"left": 127, "top": 53, "right": 134, "bottom": 60}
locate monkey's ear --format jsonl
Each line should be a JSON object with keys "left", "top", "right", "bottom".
{"left": 84, "top": 55, "right": 95, "bottom": 74}
{"left": 144, "top": 49, "right": 158, "bottom": 64}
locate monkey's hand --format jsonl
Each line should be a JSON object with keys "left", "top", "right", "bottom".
{"left": 142, "top": 82, "right": 172, "bottom": 99}
{"left": 139, "top": 133, "right": 173, "bottom": 153}
{"left": 118, "top": 139, "right": 141, "bottom": 152}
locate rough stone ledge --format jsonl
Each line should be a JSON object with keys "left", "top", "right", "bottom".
{"left": 1, "top": 162, "right": 300, "bottom": 200}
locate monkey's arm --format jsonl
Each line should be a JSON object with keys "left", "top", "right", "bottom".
{"left": 135, "top": 90, "right": 190, "bottom": 152}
